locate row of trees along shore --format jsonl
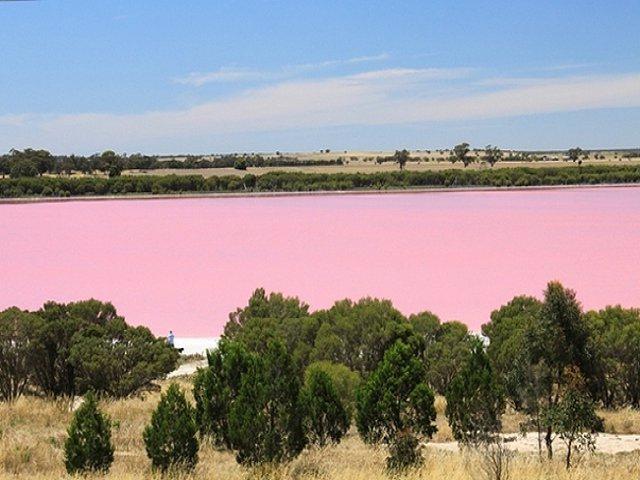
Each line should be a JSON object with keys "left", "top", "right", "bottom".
{"left": 4, "top": 146, "right": 628, "bottom": 180}
{"left": 3, "top": 282, "right": 640, "bottom": 475}
{"left": 1, "top": 164, "right": 640, "bottom": 198}
{"left": 1, "top": 145, "right": 639, "bottom": 198}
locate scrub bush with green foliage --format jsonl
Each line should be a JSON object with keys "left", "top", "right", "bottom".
{"left": 143, "top": 383, "right": 199, "bottom": 473}
{"left": 356, "top": 341, "right": 437, "bottom": 470}
{"left": 64, "top": 392, "right": 114, "bottom": 475}
{"left": 300, "top": 368, "right": 350, "bottom": 447}
{"left": 193, "top": 340, "right": 253, "bottom": 448}
{"left": 445, "top": 340, "right": 505, "bottom": 447}
{"left": 227, "top": 341, "right": 306, "bottom": 466}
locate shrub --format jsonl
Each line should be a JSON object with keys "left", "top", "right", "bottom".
{"left": 300, "top": 369, "right": 350, "bottom": 447}
{"left": 445, "top": 340, "right": 505, "bottom": 447}
{"left": 386, "top": 430, "right": 422, "bottom": 471}
{"left": 0, "top": 308, "right": 43, "bottom": 402}
{"left": 233, "top": 158, "right": 248, "bottom": 170}
{"left": 143, "top": 383, "right": 199, "bottom": 473}
{"left": 30, "top": 299, "right": 178, "bottom": 399}
{"left": 69, "top": 319, "right": 179, "bottom": 397}
{"left": 193, "top": 340, "right": 253, "bottom": 448}
{"left": 64, "top": 392, "right": 114, "bottom": 474}
{"left": 304, "top": 361, "right": 361, "bottom": 418}
{"left": 356, "top": 341, "right": 437, "bottom": 468}
{"left": 228, "top": 341, "right": 306, "bottom": 466}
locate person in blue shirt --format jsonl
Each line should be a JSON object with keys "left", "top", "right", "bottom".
{"left": 167, "top": 330, "right": 175, "bottom": 347}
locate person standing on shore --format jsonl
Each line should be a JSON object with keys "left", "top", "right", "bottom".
{"left": 167, "top": 330, "right": 175, "bottom": 347}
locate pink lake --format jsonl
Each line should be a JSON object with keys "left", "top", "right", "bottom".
{"left": 1, "top": 187, "right": 639, "bottom": 337}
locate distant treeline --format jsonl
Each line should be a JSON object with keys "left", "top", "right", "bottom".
{"left": 1, "top": 164, "right": 639, "bottom": 198}
{"left": 0, "top": 149, "right": 343, "bottom": 178}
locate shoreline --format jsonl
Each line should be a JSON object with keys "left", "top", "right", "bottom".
{"left": 1, "top": 182, "right": 639, "bottom": 205}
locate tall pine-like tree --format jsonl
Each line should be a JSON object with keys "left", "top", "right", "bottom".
{"left": 300, "top": 368, "right": 350, "bottom": 447}
{"left": 144, "top": 383, "right": 199, "bottom": 473}
{"left": 64, "top": 391, "right": 114, "bottom": 474}
{"left": 228, "top": 341, "right": 306, "bottom": 466}
{"left": 356, "top": 341, "right": 437, "bottom": 470}
{"left": 445, "top": 340, "right": 505, "bottom": 447}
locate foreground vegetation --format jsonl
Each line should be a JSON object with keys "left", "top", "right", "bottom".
{"left": 2, "top": 283, "right": 640, "bottom": 477}
{"left": 1, "top": 164, "right": 640, "bottom": 198}
{"left": 2, "top": 390, "right": 640, "bottom": 479}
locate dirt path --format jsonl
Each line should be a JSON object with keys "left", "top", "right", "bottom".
{"left": 167, "top": 359, "right": 207, "bottom": 378}
{"left": 429, "top": 432, "right": 640, "bottom": 454}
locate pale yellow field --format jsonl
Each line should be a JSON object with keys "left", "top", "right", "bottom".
{"left": 2, "top": 381, "right": 640, "bottom": 479}
{"left": 124, "top": 156, "right": 640, "bottom": 178}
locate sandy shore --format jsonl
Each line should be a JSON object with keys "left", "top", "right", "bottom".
{"left": 429, "top": 432, "right": 640, "bottom": 454}
{"left": 1, "top": 182, "right": 639, "bottom": 205}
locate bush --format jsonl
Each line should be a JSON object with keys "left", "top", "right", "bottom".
{"left": 445, "top": 340, "right": 505, "bottom": 447}
{"left": 233, "top": 158, "right": 248, "bottom": 170}
{"left": 387, "top": 430, "right": 422, "bottom": 472}
{"left": 64, "top": 392, "right": 114, "bottom": 474}
{"left": 356, "top": 341, "right": 437, "bottom": 468}
{"left": 29, "top": 300, "right": 178, "bottom": 399}
{"left": 69, "top": 318, "right": 179, "bottom": 397}
{"left": 1, "top": 164, "right": 640, "bottom": 198}
{"left": 144, "top": 383, "right": 199, "bottom": 473}
{"left": 300, "top": 369, "right": 350, "bottom": 447}
{"left": 304, "top": 361, "right": 361, "bottom": 419}
{"left": 9, "top": 159, "right": 38, "bottom": 178}
{"left": 193, "top": 340, "right": 253, "bottom": 448}
{"left": 0, "top": 308, "right": 43, "bottom": 402}
{"left": 228, "top": 341, "right": 306, "bottom": 466}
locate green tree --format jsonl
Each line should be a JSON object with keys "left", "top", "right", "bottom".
{"left": 0, "top": 308, "right": 43, "bottom": 402}
{"left": 544, "top": 368, "right": 603, "bottom": 469}
{"left": 417, "top": 318, "right": 474, "bottom": 395}
{"left": 64, "top": 391, "right": 114, "bottom": 474}
{"left": 445, "top": 341, "right": 505, "bottom": 447}
{"left": 300, "top": 369, "right": 350, "bottom": 447}
{"left": 584, "top": 306, "right": 640, "bottom": 407}
{"left": 311, "top": 297, "right": 407, "bottom": 375}
{"left": 223, "top": 289, "right": 317, "bottom": 372}
{"left": 193, "top": 340, "right": 253, "bottom": 448}
{"left": 453, "top": 142, "right": 472, "bottom": 167}
{"left": 394, "top": 149, "right": 410, "bottom": 170}
{"left": 233, "top": 158, "right": 248, "bottom": 170}
{"left": 69, "top": 319, "right": 178, "bottom": 397}
{"left": 567, "top": 147, "right": 584, "bottom": 162}
{"left": 31, "top": 299, "right": 177, "bottom": 399}
{"left": 484, "top": 145, "right": 503, "bottom": 167}
{"left": 228, "top": 341, "right": 306, "bottom": 466}
{"left": 482, "top": 296, "right": 542, "bottom": 407}
{"left": 356, "top": 341, "right": 437, "bottom": 469}
{"left": 9, "top": 159, "right": 38, "bottom": 178}
{"left": 144, "top": 383, "right": 199, "bottom": 473}
{"left": 304, "top": 361, "right": 361, "bottom": 419}
{"left": 224, "top": 288, "right": 310, "bottom": 339}
{"left": 520, "top": 282, "right": 595, "bottom": 459}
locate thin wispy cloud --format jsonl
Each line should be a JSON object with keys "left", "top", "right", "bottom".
{"left": 174, "top": 53, "right": 391, "bottom": 86}
{"left": 3, "top": 69, "right": 640, "bottom": 153}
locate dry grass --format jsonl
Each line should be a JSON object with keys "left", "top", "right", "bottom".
{"left": 122, "top": 156, "right": 640, "bottom": 178}
{"left": 1, "top": 384, "right": 640, "bottom": 479}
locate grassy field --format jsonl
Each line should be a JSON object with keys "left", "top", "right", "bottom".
{"left": 123, "top": 156, "right": 640, "bottom": 178}
{"left": 2, "top": 378, "right": 640, "bottom": 479}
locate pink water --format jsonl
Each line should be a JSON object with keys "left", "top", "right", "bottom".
{"left": 1, "top": 187, "right": 639, "bottom": 337}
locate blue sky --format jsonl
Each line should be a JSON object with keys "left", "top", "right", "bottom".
{"left": 1, "top": 0, "right": 639, "bottom": 154}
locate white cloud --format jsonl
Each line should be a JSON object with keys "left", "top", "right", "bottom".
{"left": 174, "top": 53, "right": 391, "bottom": 86}
{"left": 2, "top": 70, "right": 640, "bottom": 153}
{"left": 174, "top": 67, "right": 272, "bottom": 86}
